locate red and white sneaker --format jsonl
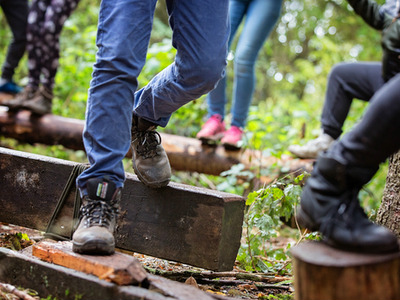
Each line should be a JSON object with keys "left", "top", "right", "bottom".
{"left": 221, "top": 126, "right": 243, "bottom": 150}
{"left": 196, "top": 114, "right": 226, "bottom": 144}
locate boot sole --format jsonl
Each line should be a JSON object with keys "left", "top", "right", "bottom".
{"left": 73, "top": 241, "right": 115, "bottom": 255}
{"left": 132, "top": 161, "right": 170, "bottom": 189}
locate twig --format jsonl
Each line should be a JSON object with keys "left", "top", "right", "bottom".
{"left": 0, "top": 282, "right": 38, "bottom": 300}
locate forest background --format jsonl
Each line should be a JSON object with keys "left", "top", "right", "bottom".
{"left": 0, "top": 0, "right": 388, "bottom": 283}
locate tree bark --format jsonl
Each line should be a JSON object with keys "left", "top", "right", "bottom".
{"left": 376, "top": 151, "right": 400, "bottom": 237}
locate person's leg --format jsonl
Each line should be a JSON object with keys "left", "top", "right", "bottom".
{"left": 230, "top": 0, "right": 282, "bottom": 128}
{"left": 77, "top": 0, "right": 157, "bottom": 193}
{"left": 26, "top": 0, "right": 48, "bottom": 89}
{"left": 321, "top": 62, "right": 385, "bottom": 139}
{"left": 330, "top": 73, "right": 400, "bottom": 167}
{"left": 0, "top": 0, "right": 28, "bottom": 84}
{"left": 133, "top": 0, "right": 230, "bottom": 127}
{"left": 22, "top": 0, "right": 81, "bottom": 115}
{"left": 298, "top": 74, "right": 400, "bottom": 253}
{"left": 288, "top": 62, "right": 385, "bottom": 158}
{"left": 205, "top": 0, "right": 247, "bottom": 120}
{"left": 197, "top": 0, "right": 246, "bottom": 142}
{"left": 40, "top": 0, "right": 80, "bottom": 90}
{"left": 74, "top": 0, "right": 157, "bottom": 255}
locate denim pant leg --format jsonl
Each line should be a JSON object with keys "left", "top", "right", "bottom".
{"left": 0, "top": 0, "right": 28, "bottom": 80}
{"left": 321, "top": 62, "right": 385, "bottom": 139}
{"left": 206, "top": 0, "right": 248, "bottom": 119}
{"left": 329, "top": 73, "right": 400, "bottom": 167}
{"left": 206, "top": 0, "right": 282, "bottom": 127}
{"left": 230, "top": 0, "right": 282, "bottom": 128}
{"left": 77, "top": 0, "right": 157, "bottom": 193}
{"left": 133, "top": 0, "right": 230, "bottom": 127}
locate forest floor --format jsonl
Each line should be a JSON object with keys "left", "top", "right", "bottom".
{"left": 0, "top": 222, "right": 294, "bottom": 300}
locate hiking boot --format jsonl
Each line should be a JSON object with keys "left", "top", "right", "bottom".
{"left": 72, "top": 177, "right": 121, "bottom": 255}
{"left": 0, "top": 80, "right": 23, "bottom": 94}
{"left": 22, "top": 86, "right": 53, "bottom": 115}
{"left": 131, "top": 115, "right": 171, "bottom": 188}
{"left": 196, "top": 114, "right": 226, "bottom": 144}
{"left": 221, "top": 125, "right": 243, "bottom": 150}
{"left": 2, "top": 86, "right": 38, "bottom": 111}
{"left": 288, "top": 132, "right": 335, "bottom": 159}
{"left": 297, "top": 152, "right": 399, "bottom": 253}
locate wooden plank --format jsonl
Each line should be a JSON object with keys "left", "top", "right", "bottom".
{"left": 291, "top": 241, "right": 400, "bottom": 300}
{"left": 0, "top": 247, "right": 195, "bottom": 300}
{"left": 32, "top": 240, "right": 147, "bottom": 285}
{"left": 0, "top": 108, "right": 314, "bottom": 176}
{"left": 0, "top": 146, "right": 244, "bottom": 271}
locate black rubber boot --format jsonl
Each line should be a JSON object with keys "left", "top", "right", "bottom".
{"left": 297, "top": 152, "right": 399, "bottom": 253}
{"left": 131, "top": 115, "right": 171, "bottom": 188}
{"left": 72, "top": 177, "right": 121, "bottom": 255}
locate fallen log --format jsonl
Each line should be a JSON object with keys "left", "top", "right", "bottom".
{"left": 0, "top": 146, "right": 244, "bottom": 271}
{"left": 291, "top": 241, "right": 400, "bottom": 300}
{"left": 0, "top": 106, "right": 313, "bottom": 176}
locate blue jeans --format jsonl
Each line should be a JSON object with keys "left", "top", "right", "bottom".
{"left": 206, "top": 0, "right": 282, "bottom": 128}
{"left": 77, "top": 0, "right": 229, "bottom": 193}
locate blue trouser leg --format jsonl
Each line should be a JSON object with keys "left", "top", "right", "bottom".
{"left": 206, "top": 0, "right": 282, "bottom": 128}
{"left": 329, "top": 73, "right": 400, "bottom": 167}
{"left": 133, "top": 0, "right": 229, "bottom": 127}
{"left": 77, "top": 0, "right": 229, "bottom": 193}
{"left": 321, "top": 62, "right": 385, "bottom": 139}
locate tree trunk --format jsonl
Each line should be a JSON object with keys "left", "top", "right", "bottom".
{"left": 376, "top": 151, "right": 400, "bottom": 237}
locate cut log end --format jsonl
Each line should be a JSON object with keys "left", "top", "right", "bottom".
{"left": 291, "top": 241, "right": 400, "bottom": 300}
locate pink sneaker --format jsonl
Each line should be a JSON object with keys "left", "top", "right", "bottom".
{"left": 221, "top": 126, "right": 243, "bottom": 150}
{"left": 197, "top": 114, "right": 226, "bottom": 143}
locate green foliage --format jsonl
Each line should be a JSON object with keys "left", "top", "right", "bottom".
{"left": 237, "top": 174, "right": 306, "bottom": 274}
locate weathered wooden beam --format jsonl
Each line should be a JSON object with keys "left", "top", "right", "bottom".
{"left": 0, "top": 106, "right": 313, "bottom": 176}
{"left": 291, "top": 241, "right": 400, "bottom": 300}
{"left": 0, "top": 246, "right": 231, "bottom": 300}
{"left": 32, "top": 240, "right": 148, "bottom": 286}
{"left": 0, "top": 147, "right": 244, "bottom": 271}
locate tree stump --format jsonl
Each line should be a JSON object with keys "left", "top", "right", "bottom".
{"left": 291, "top": 241, "right": 400, "bottom": 300}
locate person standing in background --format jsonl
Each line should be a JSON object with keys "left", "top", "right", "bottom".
{"left": 3, "top": 0, "right": 80, "bottom": 115}
{"left": 0, "top": 0, "right": 28, "bottom": 94}
{"left": 197, "top": 0, "right": 283, "bottom": 149}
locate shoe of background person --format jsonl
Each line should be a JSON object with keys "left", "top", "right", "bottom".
{"left": 0, "top": 80, "right": 23, "bottom": 94}
{"left": 288, "top": 132, "right": 335, "bottom": 159}
{"left": 1, "top": 86, "right": 38, "bottom": 111}
{"left": 22, "top": 86, "right": 53, "bottom": 115}
{"left": 221, "top": 125, "right": 243, "bottom": 150}
{"left": 297, "top": 152, "right": 399, "bottom": 253}
{"left": 196, "top": 114, "right": 226, "bottom": 144}
{"left": 131, "top": 115, "right": 171, "bottom": 188}
{"left": 72, "top": 177, "right": 121, "bottom": 255}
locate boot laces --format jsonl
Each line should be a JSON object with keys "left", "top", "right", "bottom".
{"left": 132, "top": 129, "right": 161, "bottom": 159}
{"left": 80, "top": 199, "right": 118, "bottom": 228}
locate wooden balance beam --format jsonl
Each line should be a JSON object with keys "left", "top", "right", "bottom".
{"left": 0, "top": 146, "right": 245, "bottom": 271}
{"left": 291, "top": 241, "right": 400, "bottom": 300}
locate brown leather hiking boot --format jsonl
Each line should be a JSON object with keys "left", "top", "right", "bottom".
{"left": 131, "top": 115, "right": 171, "bottom": 188}
{"left": 22, "top": 86, "right": 53, "bottom": 115}
{"left": 72, "top": 177, "right": 121, "bottom": 255}
{"left": 2, "top": 86, "right": 38, "bottom": 111}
